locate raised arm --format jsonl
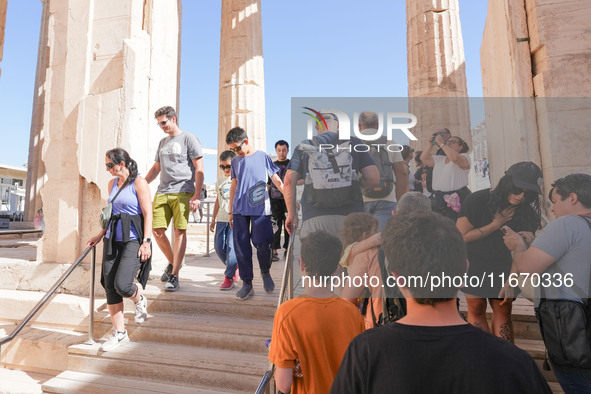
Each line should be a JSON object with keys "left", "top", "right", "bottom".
{"left": 420, "top": 139, "right": 436, "bottom": 168}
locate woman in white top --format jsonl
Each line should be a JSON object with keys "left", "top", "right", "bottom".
{"left": 421, "top": 133, "right": 471, "bottom": 220}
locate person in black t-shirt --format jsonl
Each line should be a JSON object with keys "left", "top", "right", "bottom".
{"left": 330, "top": 211, "right": 550, "bottom": 394}
{"left": 269, "top": 140, "right": 290, "bottom": 260}
{"left": 456, "top": 162, "right": 543, "bottom": 343}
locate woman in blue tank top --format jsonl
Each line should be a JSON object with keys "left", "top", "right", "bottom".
{"left": 86, "top": 148, "right": 153, "bottom": 352}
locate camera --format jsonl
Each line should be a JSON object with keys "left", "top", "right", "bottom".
{"left": 431, "top": 132, "right": 445, "bottom": 146}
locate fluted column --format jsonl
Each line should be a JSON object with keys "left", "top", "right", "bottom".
{"left": 406, "top": 0, "right": 471, "bottom": 144}
{"left": 218, "top": 0, "right": 266, "bottom": 153}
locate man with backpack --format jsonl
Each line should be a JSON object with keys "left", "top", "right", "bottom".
{"left": 358, "top": 111, "right": 408, "bottom": 230}
{"left": 284, "top": 112, "right": 378, "bottom": 239}
{"left": 503, "top": 173, "right": 591, "bottom": 393}
{"left": 269, "top": 140, "right": 290, "bottom": 261}
{"left": 331, "top": 211, "right": 550, "bottom": 393}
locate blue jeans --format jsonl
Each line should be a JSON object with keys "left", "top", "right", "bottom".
{"left": 364, "top": 200, "right": 397, "bottom": 232}
{"left": 214, "top": 222, "right": 238, "bottom": 279}
{"left": 551, "top": 362, "right": 591, "bottom": 394}
{"left": 232, "top": 214, "right": 273, "bottom": 284}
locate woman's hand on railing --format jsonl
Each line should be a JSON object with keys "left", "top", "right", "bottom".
{"left": 86, "top": 234, "right": 103, "bottom": 248}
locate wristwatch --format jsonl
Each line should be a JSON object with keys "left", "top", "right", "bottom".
{"left": 143, "top": 238, "right": 152, "bottom": 244}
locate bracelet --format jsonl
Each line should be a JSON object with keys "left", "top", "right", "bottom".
{"left": 440, "top": 144, "right": 445, "bottom": 149}
{"left": 477, "top": 228, "right": 485, "bottom": 237}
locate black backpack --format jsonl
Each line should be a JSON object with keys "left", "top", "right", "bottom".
{"left": 535, "top": 215, "right": 591, "bottom": 369}
{"left": 370, "top": 247, "right": 407, "bottom": 326}
{"left": 362, "top": 138, "right": 394, "bottom": 199}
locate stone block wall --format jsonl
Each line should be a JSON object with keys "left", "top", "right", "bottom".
{"left": 481, "top": 0, "right": 591, "bottom": 200}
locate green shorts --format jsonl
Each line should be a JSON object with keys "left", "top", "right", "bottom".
{"left": 152, "top": 192, "right": 192, "bottom": 230}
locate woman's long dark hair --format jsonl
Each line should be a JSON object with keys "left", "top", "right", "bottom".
{"left": 489, "top": 175, "right": 542, "bottom": 232}
{"left": 105, "top": 148, "right": 138, "bottom": 182}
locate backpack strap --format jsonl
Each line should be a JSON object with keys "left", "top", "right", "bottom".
{"left": 110, "top": 177, "right": 131, "bottom": 204}
{"left": 309, "top": 137, "right": 340, "bottom": 174}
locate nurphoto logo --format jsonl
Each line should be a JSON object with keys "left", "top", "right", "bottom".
{"left": 302, "top": 107, "right": 418, "bottom": 152}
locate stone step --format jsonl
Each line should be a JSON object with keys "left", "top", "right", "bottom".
{"left": 0, "top": 324, "right": 86, "bottom": 373}
{"left": 66, "top": 341, "right": 268, "bottom": 392}
{"left": 139, "top": 290, "right": 277, "bottom": 320}
{"left": 93, "top": 311, "right": 272, "bottom": 354}
{"left": 42, "top": 370, "right": 231, "bottom": 394}
{"left": 0, "top": 366, "right": 53, "bottom": 393}
{"left": 0, "top": 290, "right": 93, "bottom": 331}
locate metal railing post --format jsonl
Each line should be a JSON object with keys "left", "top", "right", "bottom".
{"left": 205, "top": 201, "right": 211, "bottom": 257}
{"left": 85, "top": 246, "right": 96, "bottom": 345}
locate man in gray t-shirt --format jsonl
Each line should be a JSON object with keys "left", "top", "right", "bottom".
{"left": 145, "top": 106, "right": 204, "bottom": 292}
{"left": 503, "top": 173, "right": 591, "bottom": 392}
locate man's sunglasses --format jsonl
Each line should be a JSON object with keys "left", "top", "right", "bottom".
{"left": 230, "top": 141, "right": 246, "bottom": 153}
{"left": 219, "top": 164, "right": 231, "bottom": 170}
{"left": 157, "top": 118, "right": 171, "bottom": 127}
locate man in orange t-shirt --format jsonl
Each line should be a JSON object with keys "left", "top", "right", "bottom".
{"left": 269, "top": 231, "right": 365, "bottom": 394}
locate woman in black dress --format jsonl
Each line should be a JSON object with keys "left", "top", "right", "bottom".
{"left": 456, "top": 162, "right": 543, "bottom": 342}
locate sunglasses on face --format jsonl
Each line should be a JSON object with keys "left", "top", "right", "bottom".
{"left": 105, "top": 162, "right": 116, "bottom": 169}
{"left": 219, "top": 164, "right": 231, "bottom": 170}
{"left": 510, "top": 186, "right": 528, "bottom": 195}
{"left": 157, "top": 118, "right": 170, "bottom": 127}
{"left": 447, "top": 139, "right": 461, "bottom": 145}
{"left": 230, "top": 141, "right": 246, "bottom": 153}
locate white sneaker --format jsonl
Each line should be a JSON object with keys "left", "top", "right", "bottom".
{"left": 100, "top": 329, "right": 129, "bottom": 352}
{"left": 134, "top": 294, "right": 147, "bottom": 324}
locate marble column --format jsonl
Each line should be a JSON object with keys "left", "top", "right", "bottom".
{"left": 406, "top": 0, "right": 471, "bottom": 145}
{"left": 26, "top": 0, "right": 180, "bottom": 270}
{"left": 218, "top": 0, "right": 266, "bottom": 154}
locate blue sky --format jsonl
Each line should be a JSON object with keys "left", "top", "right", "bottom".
{"left": 0, "top": 1, "right": 488, "bottom": 184}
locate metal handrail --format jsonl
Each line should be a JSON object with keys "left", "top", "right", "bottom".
{"left": 0, "top": 246, "right": 96, "bottom": 349}
{"left": 256, "top": 228, "right": 297, "bottom": 394}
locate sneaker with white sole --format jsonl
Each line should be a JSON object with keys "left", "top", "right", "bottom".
{"left": 134, "top": 294, "right": 147, "bottom": 324}
{"left": 165, "top": 274, "right": 180, "bottom": 292}
{"left": 235, "top": 283, "right": 254, "bottom": 300}
{"left": 100, "top": 329, "right": 129, "bottom": 352}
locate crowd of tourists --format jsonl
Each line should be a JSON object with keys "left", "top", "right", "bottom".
{"left": 90, "top": 106, "right": 591, "bottom": 393}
